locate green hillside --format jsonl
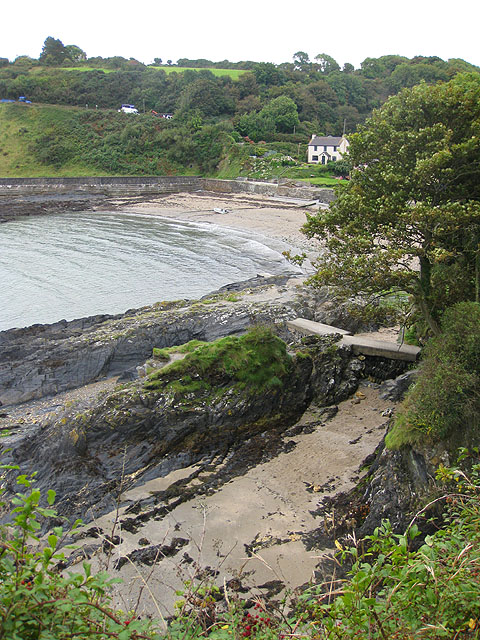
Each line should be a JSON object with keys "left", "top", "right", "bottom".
{"left": 0, "top": 102, "right": 340, "bottom": 181}
{"left": 1, "top": 45, "right": 479, "bottom": 178}
{"left": 0, "top": 101, "right": 237, "bottom": 177}
{"left": 0, "top": 103, "right": 114, "bottom": 176}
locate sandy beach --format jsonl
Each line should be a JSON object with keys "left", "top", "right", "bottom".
{"left": 109, "top": 190, "right": 322, "bottom": 261}
{"left": 71, "top": 382, "right": 393, "bottom": 619}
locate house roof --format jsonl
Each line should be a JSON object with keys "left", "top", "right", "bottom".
{"left": 309, "top": 135, "right": 344, "bottom": 146}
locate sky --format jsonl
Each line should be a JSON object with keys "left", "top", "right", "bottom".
{"left": 3, "top": 0, "right": 480, "bottom": 70}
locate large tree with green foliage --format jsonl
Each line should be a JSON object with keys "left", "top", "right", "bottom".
{"left": 260, "top": 95, "right": 299, "bottom": 133}
{"left": 302, "top": 73, "right": 480, "bottom": 335}
{"left": 39, "top": 37, "right": 69, "bottom": 65}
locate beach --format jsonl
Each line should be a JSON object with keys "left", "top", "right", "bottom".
{"left": 108, "top": 190, "right": 322, "bottom": 260}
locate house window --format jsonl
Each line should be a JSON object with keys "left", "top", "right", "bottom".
{"left": 333, "top": 145, "right": 338, "bottom": 151}
{"left": 314, "top": 145, "right": 317, "bottom": 151}
{"left": 332, "top": 156, "right": 337, "bottom": 161}
{"left": 312, "top": 155, "right": 318, "bottom": 161}
{"left": 323, "top": 145, "right": 328, "bottom": 151}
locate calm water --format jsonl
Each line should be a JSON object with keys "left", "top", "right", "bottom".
{"left": 0, "top": 211, "right": 299, "bottom": 331}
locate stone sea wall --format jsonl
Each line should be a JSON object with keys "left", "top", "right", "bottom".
{"left": 0, "top": 176, "right": 334, "bottom": 202}
{"left": 203, "top": 178, "right": 336, "bottom": 203}
{"left": 0, "top": 176, "right": 203, "bottom": 197}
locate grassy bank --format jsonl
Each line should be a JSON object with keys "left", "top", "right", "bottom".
{"left": 0, "top": 102, "right": 342, "bottom": 183}
{"left": 0, "top": 103, "right": 113, "bottom": 177}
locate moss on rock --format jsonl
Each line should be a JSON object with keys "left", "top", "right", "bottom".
{"left": 144, "top": 326, "right": 292, "bottom": 396}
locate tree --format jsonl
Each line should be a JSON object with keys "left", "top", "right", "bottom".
{"left": 252, "top": 62, "right": 285, "bottom": 87}
{"left": 302, "top": 73, "right": 480, "bottom": 335}
{"left": 293, "top": 51, "right": 311, "bottom": 71}
{"left": 65, "top": 44, "right": 87, "bottom": 63}
{"left": 39, "top": 37, "right": 69, "bottom": 65}
{"left": 235, "top": 111, "right": 276, "bottom": 142}
{"left": 387, "top": 62, "right": 449, "bottom": 92}
{"left": 260, "top": 95, "right": 299, "bottom": 133}
{"left": 178, "top": 76, "right": 235, "bottom": 117}
{"left": 314, "top": 53, "right": 340, "bottom": 75}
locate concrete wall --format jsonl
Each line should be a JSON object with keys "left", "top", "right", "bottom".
{"left": 0, "top": 176, "right": 203, "bottom": 197}
{"left": 0, "top": 176, "right": 335, "bottom": 203}
{"left": 204, "top": 178, "right": 335, "bottom": 203}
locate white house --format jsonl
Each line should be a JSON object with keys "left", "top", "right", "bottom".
{"left": 307, "top": 135, "right": 349, "bottom": 164}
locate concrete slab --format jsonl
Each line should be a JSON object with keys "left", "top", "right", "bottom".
{"left": 286, "top": 318, "right": 352, "bottom": 336}
{"left": 287, "top": 318, "right": 421, "bottom": 362}
{"left": 341, "top": 334, "right": 421, "bottom": 361}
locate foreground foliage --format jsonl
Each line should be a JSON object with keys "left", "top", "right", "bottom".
{"left": 294, "top": 454, "right": 480, "bottom": 639}
{"left": 1, "top": 446, "right": 479, "bottom": 638}
{"left": 0, "top": 471, "right": 157, "bottom": 639}
{"left": 162, "top": 454, "right": 480, "bottom": 638}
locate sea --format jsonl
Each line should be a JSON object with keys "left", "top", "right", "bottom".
{"left": 0, "top": 210, "right": 301, "bottom": 331}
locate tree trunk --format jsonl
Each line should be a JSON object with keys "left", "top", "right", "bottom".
{"left": 418, "top": 255, "right": 441, "bottom": 336}
{"left": 475, "top": 246, "right": 480, "bottom": 304}
{"left": 416, "top": 294, "right": 441, "bottom": 336}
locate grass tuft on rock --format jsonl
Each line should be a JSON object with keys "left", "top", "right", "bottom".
{"left": 144, "top": 326, "right": 291, "bottom": 395}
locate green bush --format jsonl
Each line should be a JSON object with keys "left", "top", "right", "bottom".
{"left": 295, "top": 456, "right": 480, "bottom": 639}
{"left": 0, "top": 470, "right": 157, "bottom": 639}
{"left": 387, "top": 302, "right": 480, "bottom": 447}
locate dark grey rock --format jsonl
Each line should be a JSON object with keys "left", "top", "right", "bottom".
{"left": 379, "top": 369, "right": 419, "bottom": 402}
{"left": 0, "top": 282, "right": 306, "bottom": 406}
{"left": 2, "top": 334, "right": 364, "bottom": 525}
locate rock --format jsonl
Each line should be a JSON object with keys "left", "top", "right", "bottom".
{"left": 0, "top": 280, "right": 305, "bottom": 406}
{"left": 2, "top": 333, "right": 365, "bottom": 525}
{"left": 114, "top": 537, "right": 189, "bottom": 570}
{"left": 379, "top": 369, "right": 419, "bottom": 402}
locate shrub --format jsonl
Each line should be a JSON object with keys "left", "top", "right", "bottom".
{"left": 0, "top": 470, "right": 157, "bottom": 639}
{"left": 296, "top": 456, "right": 480, "bottom": 638}
{"left": 387, "top": 302, "right": 480, "bottom": 447}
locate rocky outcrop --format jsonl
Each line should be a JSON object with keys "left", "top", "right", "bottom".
{"left": 0, "top": 276, "right": 304, "bottom": 406}
{"left": 0, "top": 276, "right": 379, "bottom": 407}
{"left": 2, "top": 332, "right": 366, "bottom": 525}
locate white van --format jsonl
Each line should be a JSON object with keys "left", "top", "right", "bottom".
{"left": 119, "top": 104, "right": 138, "bottom": 114}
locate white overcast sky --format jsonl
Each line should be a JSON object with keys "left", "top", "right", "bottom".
{"left": 3, "top": 0, "right": 480, "bottom": 69}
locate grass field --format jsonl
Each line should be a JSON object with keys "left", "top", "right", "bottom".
{"left": 58, "top": 66, "right": 247, "bottom": 79}
{"left": 148, "top": 66, "right": 247, "bottom": 79}
{"left": 61, "top": 67, "right": 116, "bottom": 73}
{"left": 297, "top": 175, "right": 343, "bottom": 186}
